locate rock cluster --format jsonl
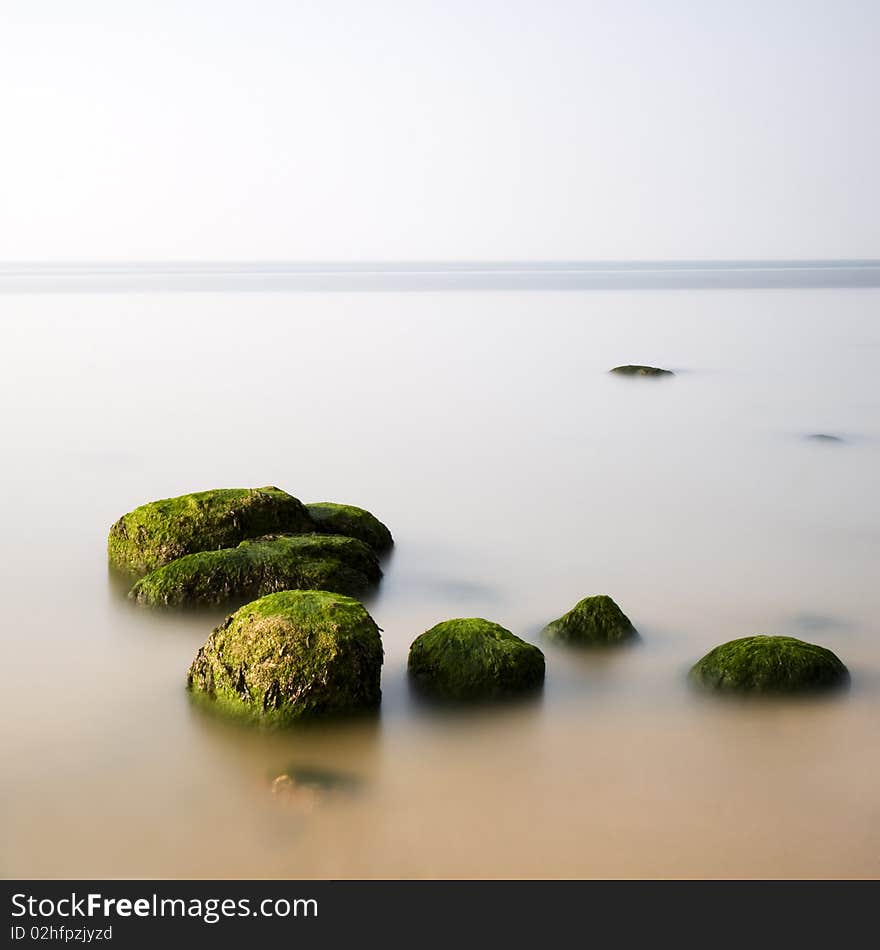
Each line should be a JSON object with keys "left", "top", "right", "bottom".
{"left": 108, "top": 486, "right": 851, "bottom": 727}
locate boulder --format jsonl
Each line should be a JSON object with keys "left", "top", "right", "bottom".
{"left": 130, "top": 533, "right": 380, "bottom": 607}
{"left": 408, "top": 618, "right": 545, "bottom": 701}
{"left": 187, "top": 590, "right": 383, "bottom": 724}
{"left": 108, "top": 486, "right": 316, "bottom": 573}
{"left": 689, "top": 635, "right": 849, "bottom": 694}
{"left": 307, "top": 502, "right": 393, "bottom": 554}
{"left": 542, "top": 595, "right": 638, "bottom": 645}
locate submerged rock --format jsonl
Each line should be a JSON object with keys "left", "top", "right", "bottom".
{"left": 542, "top": 595, "right": 638, "bottom": 646}
{"left": 408, "top": 618, "right": 545, "bottom": 702}
{"left": 108, "top": 486, "right": 316, "bottom": 573}
{"left": 270, "top": 774, "right": 322, "bottom": 814}
{"left": 689, "top": 635, "right": 848, "bottom": 694}
{"left": 274, "top": 765, "right": 361, "bottom": 794}
{"left": 271, "top": 766, "right": 361, "bottom": 813}
{"left": 307, "top": 502, "right": 393, "bottom": 554}
{"left": 130, "top": 533, "right": 381, "bottom": 607}
{"left": 187, "top": 590, "right": 383, "bottom": 725}
{"left": 610, "top": 365, "right": 674, "bottom": 377}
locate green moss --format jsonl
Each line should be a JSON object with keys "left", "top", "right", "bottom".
{"left": 108, "top": 486, "right": 317, "bottom": 573}
{"left": 187, "top": 590, "right": 383, "bottom": 725}
{"left": 542, "top": 595, "right": 638, "bottom": 646}
{"left": 610, "top": 365, "right": 674, "bottom": 377}
{"left": 307, "top": 502, "right": 393, "bottom": 554}
{"left": 130, "top": 533, "right": 381, "bottom": 607}
{"left": 689, "top": 635, "right": 849, "bottom": 694}
{"left": 408, "top": 618, "right": 545, "bottom": 702}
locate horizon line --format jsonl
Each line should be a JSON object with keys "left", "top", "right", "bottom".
{"left": 4, "top": 258, "right": 879, "bottom": 292}
{"left": 1, "top": 258, "right": 879, "bottom": 271}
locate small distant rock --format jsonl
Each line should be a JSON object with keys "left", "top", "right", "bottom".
{"left": 806, "top": 433, "right": 844, "bottom": 443}
{"left": 610, "top": 365, "right": 674, "bottom": 377}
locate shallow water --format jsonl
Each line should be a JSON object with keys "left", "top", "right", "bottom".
{"left": 1, "top": 279, "right": 879, "bottom": 878}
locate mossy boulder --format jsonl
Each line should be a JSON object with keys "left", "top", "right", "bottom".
{"left": 307, "top": 502, "right": 393, "bottom": 554}
{"left": 108, "top": 486, "right": 316, "bottom": 573}
{"left": 689, "top": 635, "right": 849, "bottom": 694}
{"left": 542, "top": 595, "right": 638, "bottom": 646}
{"left": 407, "top": 618, "right": 545, "bottom": 702}
{"left": 187, "top": 590, "right": 383, "bottom": 725}
{"left": 130, "top": 534, "right": 381, "bottom": 607}
{"left": 610, "top": 365, "right": 674, "bottom": 377}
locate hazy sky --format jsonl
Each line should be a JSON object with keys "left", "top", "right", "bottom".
{"left": 1, "top": 0, "right": 877, "bottom": 261}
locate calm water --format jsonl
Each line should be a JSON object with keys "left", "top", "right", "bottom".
{"left": 1, "top": 269, "right": 879, "bottom": 878}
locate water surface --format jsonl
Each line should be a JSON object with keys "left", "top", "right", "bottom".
{"left": 1, "top": 272, "right": 878, "bottom": 877}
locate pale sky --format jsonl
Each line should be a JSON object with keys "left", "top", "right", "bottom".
{"left": 0, "top": 0, "right": 877, "bottom": 261}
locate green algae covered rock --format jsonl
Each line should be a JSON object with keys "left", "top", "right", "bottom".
{"left": 689, "top": 635, "right": 849, "bottom": 694}
{"left": 130, "top": 533, "right": 381, "bottom": 607}
{"left": 408, "top": 618, "right": 545, "bottom": 702}
{"left": 307, "top": 502, "right": 393, "bottom": 554}
{"left": 610, "top": 364, "right": 674, "bottom": 377}
{"left": 108, "top": 486, "right": 316, "bottom": 573}
{"left": 187, "top": 590, "right": 383, "bottom": 725}
{"left": 542, "top": 595, "right": 638, "bottom": 646}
